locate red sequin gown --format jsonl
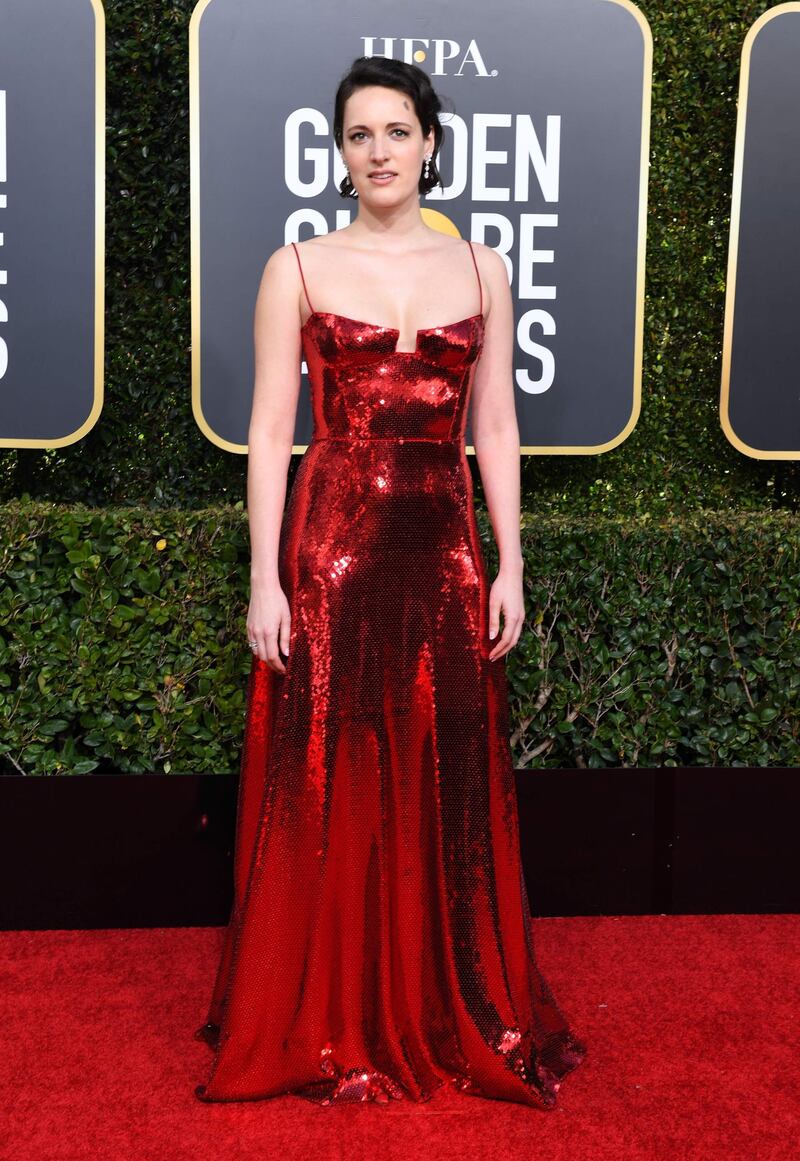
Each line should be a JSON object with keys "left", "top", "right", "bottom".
{"left": 194, "top": 238, "right": 587, "bottom": 1108}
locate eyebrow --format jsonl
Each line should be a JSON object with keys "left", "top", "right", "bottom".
{"left": 346, "top": 121, "right": 413, "bottom": 131}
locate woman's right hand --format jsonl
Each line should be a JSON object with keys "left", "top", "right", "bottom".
{"left": 247, "top": 581, "right": 291, "bottom": 673}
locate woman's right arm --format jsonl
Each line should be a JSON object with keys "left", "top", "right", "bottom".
{"left": 245, "top": 245, "right": 305, "bottom": 672}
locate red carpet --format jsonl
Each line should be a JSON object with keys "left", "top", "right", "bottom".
{"left": 2, "top": 915, "right": 797, "bottom": 1160}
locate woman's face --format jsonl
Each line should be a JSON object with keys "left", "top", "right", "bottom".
{"left": 340, "top": 85, "right": 435, "bottom": 201}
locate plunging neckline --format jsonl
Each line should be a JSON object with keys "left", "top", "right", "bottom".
{"left": 301, "top": 310, "right": 485, "bottom": 356}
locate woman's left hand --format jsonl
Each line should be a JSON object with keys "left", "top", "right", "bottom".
{"left": 488, "top": 567, "right": 525, "bottom": 661}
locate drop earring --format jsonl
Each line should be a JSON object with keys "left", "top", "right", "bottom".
{"left": 423, "top": 155, "right": 431, "bottom": 180}
{"left": 341, "top": 157, "right": 358, "bottom": 200}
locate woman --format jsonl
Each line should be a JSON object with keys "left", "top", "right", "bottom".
{"left": 195, "top": 55, "right": 587, "bottom": 1108}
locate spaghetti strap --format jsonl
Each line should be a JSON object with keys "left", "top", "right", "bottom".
{"left": 466, "top": 239, "right": 483, "bottom": 317}
{"left": 290, "top": 241, "right": 316, "bottom": 314}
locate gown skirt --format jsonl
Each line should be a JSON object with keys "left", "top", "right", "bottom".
{"left": 194, "top": 239, "right": 587, "bottom": 1108}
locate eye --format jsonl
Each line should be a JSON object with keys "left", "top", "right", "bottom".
{"left": 348, "top": 128, "right": 409, "bottom": 142}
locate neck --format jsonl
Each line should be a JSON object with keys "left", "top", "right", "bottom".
{"left": 346, "top": 200, "right": 431, "bottom": 247}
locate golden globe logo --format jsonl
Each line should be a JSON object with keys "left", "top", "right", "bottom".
{"left": 361, "top": 37, "right": 498, "bottom": 77}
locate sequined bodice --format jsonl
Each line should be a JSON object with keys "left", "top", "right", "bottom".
{"left": 300, "top": 310, "right": 485, "bottom": 442}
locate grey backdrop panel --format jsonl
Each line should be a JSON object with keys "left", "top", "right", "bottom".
{"left": 192, "top": 0, "right": 650, "bottom": 453}
{"left": 0, "top": 0, "right": 102, "bottom": 447}
{"left": 722, "top": 7, "right": 800, "bottom": 459}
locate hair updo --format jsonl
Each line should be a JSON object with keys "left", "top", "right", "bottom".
{"left": 332, "top": 56, "right": 452, "bottom": 198}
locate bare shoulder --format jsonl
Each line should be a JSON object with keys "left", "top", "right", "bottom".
{"left": 251, "top": 243, "right": 310, "bottom": 327}
{"left": 261, "top": 241, "right": 302, "bottom": 274}
{"left": 292, "top": 233, "right": 342, "bottom": 253}
{"left": 255, "top": 242, "right": 307, "bottom": 301}
{"left": 263, "top": 236, "right": 334, "bottom": 269}
{"left": 466, "top": 238, "right": 504, "bottom": 279}
{"left": 466, "top": 240, "right": 506, "bottom": 302}
{"left": 464, "top": 241, "right": 509, "bottom": 322}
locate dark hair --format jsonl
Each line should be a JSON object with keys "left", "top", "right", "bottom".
{"left": 332, "top": 56, "right": 452, "bottom": 198}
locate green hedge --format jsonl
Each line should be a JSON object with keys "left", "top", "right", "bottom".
{"left": 1, "top": 0, "right": 798, "bottom": 516}
{"left": 2, "top": 500, "right": 797, "bottom": 774}
{"left": 2, "top": 4, "right": 798, "bottom": 773}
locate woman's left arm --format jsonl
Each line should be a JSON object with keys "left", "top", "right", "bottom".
{"left": 469, "top": 243, "right": 525, "bottom": 661}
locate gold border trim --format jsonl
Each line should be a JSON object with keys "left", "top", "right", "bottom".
{"left": 2, "top": 0, "right": 105, "bottom": 448}
{"left": 520, "top": 0, "right": 652, "bottom": 455}
{"left": 719, "top": 2, "right": 800, "bottom": 460}
{"left": 189, "top": 0, "right": 248, "bottom": 453}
